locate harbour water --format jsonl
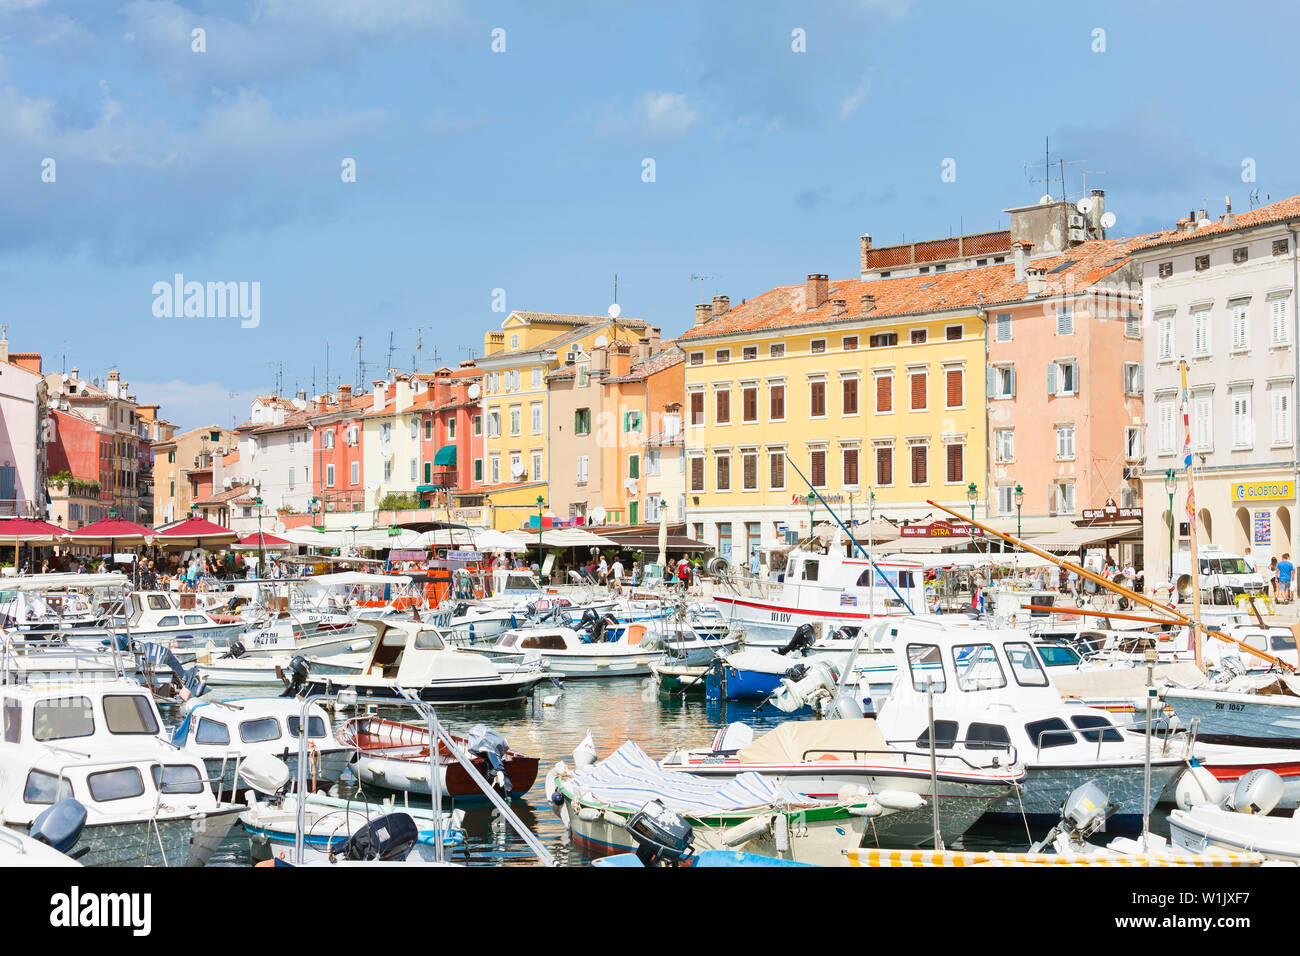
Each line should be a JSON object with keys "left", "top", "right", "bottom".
{"left": 174, "top": 676, "right": 1171, "bottom": 867}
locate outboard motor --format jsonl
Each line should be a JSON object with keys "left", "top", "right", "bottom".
{"left": 342, "top": 812, "right": 419, "bottom": 862}
{"left": 778, "top": 623, "right": 817, "bottom": 657}
{"left": 279, "top": 655, "right": 310, "bottom": 698}
{"left": 626, "top": 799, "right": 695, "bottom": 867}
{"left": 771, "top": 661, "right": 840, "bottom": 714}
{"left": 29, "top": 798, "right": 89, "bottom": 859}
{"left": 579, "top": 607, "right": 599, "bottom": 630}
{"left": 136, "top": 640, "right": 208, "bottom": 700}
{"left": 220, "top": 640, "right": 246, "bottom": 660}
{"left": 466, "top": 724, "right": 513, "bottom": 795}
{"left": 1028, "top": 778, "right": 1117, "bottom": 854}
{"left": 1228, "top": 769, "right": 1284, "bottom": 815}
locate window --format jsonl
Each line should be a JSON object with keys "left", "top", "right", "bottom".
{"left": 1158, "top": 261, "right": 1173, "bottom": 278}
{"left": 239, "top": 718, "right": 281, "bottom": 743}
{"left": 1234, "top": 246, "right": 1249, "bottom": 264}
{"left": 33, "top": 697, "right": 92, "bottom": 741}
{"left": 509, "top": 406, "right": 521, "bottom": 436}
{"left": 1272, "top": 295, "right": 1292, "bottom": 345}
{"left": 991, "top": 365, "right": 1015, "bottom": 399}
{"left": 423, "top": 419, "right": 432, "bottom": 441}
{"left": 916, "top": 721, "right": 958, "bottom": 749}
{"left": 575, "top": 408, "right": 591, "bottom": 435}
{"left": 842, "top": 447, "right": 859, "bottom": 486}
{"left": 1056, "top": 425, "right": 1075, "bottom": 460}
{"left": 490, "top": 455, "right": 500, "bottom": 483}
{"left": 1194, "top": 393, "right": 1213, "bottom": 451}
{"left": 742, "top": 386, "right": 758, "bottom": 422}
{"left": 967, "top": 723, "right": 1013, "bottom": 751}
{"left": 996, "top": 484, "right": 1015, "bottom": 515}
{"left": 944, "top": 368, "right": 963, "bottom": 408}
{"left": 532, "top": 451, "right": 543, "bottom": 480}
{"left": 531, "top": 404, "right": 542, "bottom": 434}
{"left": 909, "top": 443, "right": 927, "bottom": 485}
{"left": 945, "top": 325, "right": 962, "bottom": 341}
{"left": 473, "top": 415, "right": 482, "bottom": 436}
{"left": 1123, "top": 362, "right": 1143, "bottom": 395}
{"left": 577, "top": 366, "right": 589, "bottom": 387}
{"left": 1192, "top": 307, "right": 1211, "bottom": 355}
{"left": 510, "top": 333, "right": 519, "bottom": 348}
{"left": 742, "top": 346, "right": 757, "bottom": 360}
{"left": 995, "top": 313, "right": 1011, "bottom": 342}
{"left": 842, "top": 377, "right": 858, "bottom": 415}
{"left": 810, "top": 380, "right": 826, "bottom": 417}
{"left": 408, "top": 459, "right": 417, "bottom": 483}
{"left": 487, "top": 410, "right": 500, "bottom": 438}
{"left": 1004, "top": 642, "right": 1049, "bottom": 687}
{"left": 842, "top": 336, "right": 858, "bottom": 351}
{"left": 690, "top": 456, "right": 704, "bottom": 492}
{"left": 646, "top": 447, "right": 661, "bottom": 476}
{"left": 876, "top": 444, "right": 893, "bottom": 486}
{"left": 715, "top": 453, "right": 731, "bottom": 491}
{"left": 532, "top": 367, "right": 543, "bottom": 388}
{"left": 1272, "top": 385, "right": 1293, "bottom": 446}
{"left": 104, "top": 695, "right": 159, "bottom": 735}
{"left": 875, "top": 374, "right": 892, "bottom": 412}
{"left": 1158, "top": 398, "right": 1176, "bottom": 454}
{"left": 1053, "top": 481, "right": 1075, "bottom": 515}
{"left": 1026, "top": 717, "right": 1074, "bottom": 750}
{"left": 323, "top": 429, "right": 334, "bottom": 449}
{"left": 152, "top": 764, "right": 205, "bottom": 794}
{"left": 1125, "top": 426, "right": 1143, "bottom": 461}
{"left": 24, "top": 771, "right": 73, "bottom": 805}
{"left": 953, "top": 644, "right": 1006, "bottom": 691}
{"left": 742, "top": 451, "right": 757, "bottom": 490}
{"left": 474, "top": 458, "right": 483, "bottom": 482}
{"left": 690, "top": 391, "right": 705, "bottom": 426}
{"left": 624, "top": 410, "right": 642, "bottom": 432}
{"left": 689, "top": 351, "right": 703, "bottom": 366}
{"left": 716, "top": 389, "right": 731, "bottom": 424}
{"left": 911, "top": 328, "right": 928, "bottom": 344}
{"left": 810, "top": 339, "right": 826, "bottom": 354}
{"left": 1232, "top": 390, "right": 1253, "bottom": 448}
{"left": 628, "top": 454, "right": 639, "bottom": 480}
{"left": 1275, "top": 239, "right": 1291, "bottom": 256}
{"left": 945, "top": 443, "right": 963, "bottom": 483}
{"left": 1056, "top": 304, "right": 1073, "bottom": 335}
{"left": 716, "top": 349, "right": 730, "bottom": 364}
{"left": 906, "top": 644, "right": 946, "bottom": 692}
{"left": 770, "top": 343, "right": 785, "bottom": 358}
{"left": 769, "top": 384, "right": 785, "bottom": 420}
{"left": 577, "top": 456, "right": 589, "bottom": 484}
{"left": 909, "top": 370, "right": 927, "bottom": 410}
{"left": 351, "top": 462, "right": 359, "bottom": 485}
{"left": 1071, "top": 714, "right": 1123, "bottom": 744}
{"left": 1157, "top": 311, "right": 1175, "bottom": 360}
{"left": 809, "top": 449, "right": 826, "bottom": 487}
{"left": 869, "top": 332, "right": 897, "bottom": 348}
{"left": 1125, "top": 312, "right": 1141, "bottom": 337}
{"left": 88, "top": 767, "right": 145, "bottom": 802}
{"left": 1048, "top": 360, "right": 1078, "bottom": 396}
{"left": 769, "top": 451, "right": 785, "bottom": 489}
{"left": 994, "top": 428, "right": 1014, "bottom": 463}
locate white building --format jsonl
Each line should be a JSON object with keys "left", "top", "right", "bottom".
{"left": 1137, "top": 195, "right": 1300, "bottom": 580}
{"left": 228, "top": 395, "right": 316, "bottom": 525}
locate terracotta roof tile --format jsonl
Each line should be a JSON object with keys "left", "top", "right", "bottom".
{"left": 1135, "top": 194, "right": 1300, "bottom": 251}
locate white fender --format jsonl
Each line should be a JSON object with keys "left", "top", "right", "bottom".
{"left": 773, "top": 813, "right": 790, "bottom": 852}
{"left": 577, "top": 807, "right": 602, "bottom": 822}
{"left": 602, "top": 811, "right": 626, "bottom": 828}
{"left": 877, "top": 790, "right": 928, "bottom": 812}
{"left": 720, "top": 813, "right": 773, "bottom": 848}
{"left": 1174, "top": 763, "right": 1223, "bottom": 811}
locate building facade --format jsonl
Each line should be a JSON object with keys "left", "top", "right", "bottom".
{"left": 0, "top": 334, "right": 46, "bottom": 518}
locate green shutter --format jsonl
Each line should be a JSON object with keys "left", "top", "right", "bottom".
{"left": 629, "top": 455, "right": 639, "bottom": 479}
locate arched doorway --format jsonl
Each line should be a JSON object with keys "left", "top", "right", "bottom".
{"left": 1236, "top": 507, "right": 1251, "bottom": 552}
{"left": 1279, "top": 507, "right": 1293, "bottom": 557}
{"left": 1198, "top": 508, "right": 1213, "bottom": 544}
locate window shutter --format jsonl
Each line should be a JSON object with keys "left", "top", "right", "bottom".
{"left": 946, "top": 369, "right": 962, "bottom": 407}
{"left": 1047, "top": 363, "right": 1058, "bottom": 395}
{"left": 876, "top": 376, "right": 891, "bottom": 412}
{"left": 946, "top": 444, "right": 963, "bottom": 483}
{"left": 910, "top": 373, "right": 926, "bottom": 409}
{"left": 986, "top": 368, "right": 996, "bottom": 396}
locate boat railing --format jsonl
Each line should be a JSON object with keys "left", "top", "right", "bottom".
{"left": 0, "top": 634, "right": 130, "bottom": 685}
{"left": 841, "top": 742, "right": 1023, "bottom": 774}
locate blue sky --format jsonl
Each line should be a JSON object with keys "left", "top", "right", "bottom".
{"left": 2, "top": 0, "right": 1296, "bottom": 429}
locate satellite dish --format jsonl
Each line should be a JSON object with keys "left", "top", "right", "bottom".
{"left": 1100, "top": 211, "right": 1117, "bottom": 229}
{"left": 607, "top": 303, "right": 621, "bottom": 319}
{"left": 589, "top": 506, "right": 607, "bottom": 525}
{"left": 274, "top": 522, "right": 286, "bottom": 534}
{"left": 1076, "top": 198, "right": 1094, "bottom": 214}
{"left": 594, "top": 335, "right": 608, "bottom": 348}
{"left": 467, "top": 383, "right": 481, "bottom": 400}
{"left": 510, "top": 463, "right": 525, "bottom": 478}
{"left": 1039, "top": 194, "right": 1054, "bottom": 206}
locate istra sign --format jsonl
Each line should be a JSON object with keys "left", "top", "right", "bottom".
{"left": 899, "top": 520, "right": 985, "bottom": 538}
{"left": 1231, "top": 481, "right": 1295, "bottom": 503}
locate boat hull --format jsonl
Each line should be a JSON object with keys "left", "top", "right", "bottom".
{"left": 301, "top": 673, "right": 546, "bottom": 706}
{"left": 983, "top": 762, "right": 1184, "bottom": 827}
{"left": 1164, "top": 689, "right": 1300, "bottom": 747}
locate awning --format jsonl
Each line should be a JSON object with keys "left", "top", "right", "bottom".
{"left": 433, "top": 445, "right": 457, "bottom": 467}
{"left": 1031, "top": 525, "right": 1142, "bottom": 552}
{"left": 415, "top": 484, "right": 444, "bottom": 494}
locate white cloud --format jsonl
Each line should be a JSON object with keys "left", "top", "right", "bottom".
{"left": 636, "top": 92, "right": 699, "bottom": 138}
{"left": 860, "top": 0, "right": 915, "bottom": 19}
{"left": 839, "top": 76, "right": 870, "bottom": 119}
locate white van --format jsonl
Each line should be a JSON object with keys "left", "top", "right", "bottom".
{"left": 1172, "top": 546, "right": 1267, "bottom": 604}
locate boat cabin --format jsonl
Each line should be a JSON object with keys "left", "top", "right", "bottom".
{"left": 356, "top": 619, "right": 501, "bottom": 683}
{"left": 173, "top": 698, "right": 333, "bottom": 752}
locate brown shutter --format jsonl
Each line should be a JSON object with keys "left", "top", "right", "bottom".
{"left": 876, "top": 375, "right": 891, "bottom": 412}
{"left": 843, "top": 378, "right": 858, "bottom": 415}
{"left": 691, "top": 457, "right": 704, "bottom": 490}
{"left": 946, "top": 369, "right": 963, "bottom": 408}
{"left": 743, "top": 387, "right": 757, "bottom": 422}
{"left": 811, "top": 382, "right": 826, "bottom": 416}
{"left": 911, "top": 445, "right": 927, "bottom": 484}
{"left": 716, "top": 454, "right": 730, "bottom": 490}
{"left": 770, "top": 452, "right": 784, "bottom": 488}
{"left": 770, "top": 385, "right": 785, "bottom": 419}
{"left": 876, "top": 446, "right": 892, "bottom": 485}
{"left": 946, "top": 444, "right": 963, "bottom": 483}
{"left": 911, "top": 372, "right": 927, "bottom": 410}
{"left": 843, "top": 448, "right": 858, "bottom": 485}
{"left": 716, "top": 389, "right": 730, "bottom": 423}
{"left": 811, "top": 450, "right": 826, "bottom": 487}
{"left": 743, "top": 453, "right": 757, "bottom": 489}
{"left": 691, "top": 392, "right": 704, "bottom": 425}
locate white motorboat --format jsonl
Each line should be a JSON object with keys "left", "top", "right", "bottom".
{"left": 1167, "top": 768, "right": 1300, "bottom": 863}
{"left": 0, "top": 680, "right": 243, "bottom": 865}
{"left": 172, "top": 697, "right": 355, "bottom": 796}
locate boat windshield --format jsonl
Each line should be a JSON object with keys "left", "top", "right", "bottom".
{"left": 152, "top": 763, "right": 206, "bottom": 794}
{"left": 414, "top": 630, "right": 446, "bottom": 650}
{"left": 33, "top": 696, "right": 94, "bottom": 741}
{"left": 952, "top": 643, "right": 1007, "bottom": 691}
{"left": 1033, "top": 644, "right": 1082, "bottom": 668}
{"left": 287, "top": 715, "right": 327, "bottom": 738}
{"left": 103, "top": 695, "right": 160, "bottom": 735}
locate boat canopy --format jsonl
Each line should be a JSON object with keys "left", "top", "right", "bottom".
{"left": 1053, "top": 663, "right": 1205, "bottom": 701}
{"left": 0, "top": 572, "right": 130, "bottom": 591}
{"left": 736, "top": 719, "right": 889, "bottom": 765}
{"left": 303, "top": 571, "right": 414, "bottom": 588}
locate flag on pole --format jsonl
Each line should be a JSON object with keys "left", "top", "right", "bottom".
{"left": 1179, "top": 361, "right": 1193, "bottom": 470}
{"left": 1185, "top": 486, "right": 1196, "bottom": 521}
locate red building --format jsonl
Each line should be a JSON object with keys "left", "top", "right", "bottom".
{"left": 44, "top": 408, "right": 114, "bottom": 528}
{"left": 413, "top": 363, "right": 482, "bottom": 503}
{"left": 309, "top": 384, "right": 368, "bottom": 514}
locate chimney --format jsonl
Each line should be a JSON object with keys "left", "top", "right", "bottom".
{"left": 805, "top": 274, "right": 829, "bottom": 311}
{"left": 831, "top": 298, "right": 847, "bottom": 318}
{"left": 711, "top": 295, "right": 730, "bottom": 318}
{"left": 1013, "top": 240, "right": 1034, "bottom": 281}
{"left": 859, "top": 234, "right": 873, "bottom": 275}
{"left": 1089, "top": 189, "right": 1106, "bottom": 235}
{"left": 1176, "top": 217, "right": 1192, "bottom": 233}
{"left": 372, "top": 380, "right": 387, "bottom": 412}
{"left": 394, "top": 376, "right": 413, "bottom": 411}
{"left": 70, "top": 366, "right": 78, "bottom": 381}
{"left": 694, "top": 303, "right": 712, "bottom": 327}
{"left": 1026, "top": 266, "right": 1047, "bottom": 296}
{"left": 646, "top": 326, "right": 661, "bottom": 350}
{"left": 860, "top": 294, "right": 876, "bottom": 314}
{"left": 593, "top": 341, "right": 610, "bottom": 373}
{"left": 1197, "top": 208, "right": 1208, "bottom": 225}
{"left": 1223, "top": 195, "right": 1235, "bottom": 228}
{"left": 106, "top": 368, "right": 121, "bottom": 398}
{"left": 0, "top": 325, "right": 7, "bottom": 364}
{"left": 337, "top": 383, "right": 352, "bottom": 404}
{"left": 636, "top": 337, "right": 651, "bottom": 363}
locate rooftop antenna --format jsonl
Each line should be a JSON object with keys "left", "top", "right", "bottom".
{"left": 1249, "top": 188, "right": 1261, "bottom": 210}
{"left": 458, "top": 345, "right": 478, "bottom": 363}
{"left": 385, "top": 331, "right": 396, "bottom": 371}
{"left": 690, "top": 274, "right": 717, "bottom": 300}
{"left": 324, "top": 340, "right": 330, "bottom": 396}
{"left": 354, "top": 336, "right": 367, "bottom": 391}
{"left": 1081, "top": 168, "right": 1107, "bottom": 194}
{"left": 266, "top": 361, "right": 285, "bottom": 397}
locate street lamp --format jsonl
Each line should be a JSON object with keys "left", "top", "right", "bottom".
{"left": 966, "top": 481, "right": 978, "bottom": 523}
{"left": 1014, "top": 483, "right": 1024, "bottom": 539}
{"left": 536, "top": 495, "right": 545, "bottom": 572}
{"left": 805, "top": 493, "right": 816, "bottom": 549}
{"left": 1164, "top": 468, "right": 1178, "bottom": 585}
{"left": 255, "top": 496, "right": 264, "bottom": 574}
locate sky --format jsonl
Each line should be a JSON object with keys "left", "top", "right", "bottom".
{"left": 2, "top": 0, "right": 1297, "bottom": 430}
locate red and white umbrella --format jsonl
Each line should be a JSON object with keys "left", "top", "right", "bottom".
{"left": 65, "top": 517, "right": 155, "bottom": 548}
{"left": 0, "top": 518, "right": 66, "bottom": 571}
{"left": 154, "top": 517, "right": 239, "bottom": 550}
{"left": 232, "top": 532, "right": 294, "bottom": 552}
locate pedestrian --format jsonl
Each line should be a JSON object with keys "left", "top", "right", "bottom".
{"left": 749, "top": 549, "right": 761, "bottom": 577}
{"left": 1280, "top": 553, "right": 1295, "bottom": 604}
{"left": 610, "top": 556, "right": 624, "bottom": 590}
{"left": 1244, "top": 547, "right": 1258, "bottom": 573}
{"left": 1271, "top": 556, "right": 1280, "bottom": 600}
{"left": 1122, "top": 561, "right": 1136, "bottom": 590}
{"left": 1067, "top": 568, "right": 1079, "bottom": 598}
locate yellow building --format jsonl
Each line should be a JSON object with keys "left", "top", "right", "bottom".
{"left": 474, "top": 310, "right": 657, "bottom": 526}
{"left": 677, "top": 277, "right": 990, "bottom": 559}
